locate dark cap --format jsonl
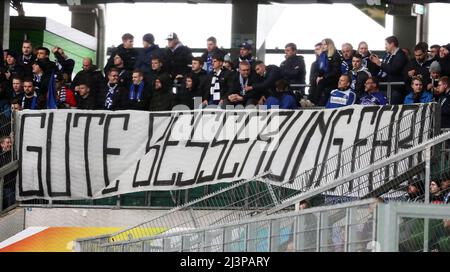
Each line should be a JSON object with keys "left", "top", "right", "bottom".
{"left": 240, "top": 42, "right": 252, "bottom": 50}
{"left": 143, "top": 33, "right": 155, "bottom": 44}
{"left": 166, "top": 32, "right": 178, "bottom": 40}
{"left": 32, "top": 59, "right": 46, "bottom": 70}
{"left": 5, "top": 50, "right": 18, "bottom": 60}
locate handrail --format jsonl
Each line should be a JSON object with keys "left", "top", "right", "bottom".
{"left": 264, "top": 130, "right": 450, "bottom": 215}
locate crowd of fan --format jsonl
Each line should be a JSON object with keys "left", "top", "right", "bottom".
{"left": 407, "top": 174, "right": 450, "bottom": 204}
{"left": 1, "top": 32, "right": 450, "bottom": 118}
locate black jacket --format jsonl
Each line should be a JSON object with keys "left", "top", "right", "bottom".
{"left": 116, "top": 68, "right": 132, "bottom": 87}
{"left": 144, "top": 68, "right": 170, "bottom": 87}
{"left": 351, "top": 68, "right": 371, "bottom": 99}
{"left": 362, "top": 53, "right": 380, "bottom": 77}
{"left": 76, "top": 94, "right": 96, "bottom": 110}
{"left": 165, "top": 44, "right": 193, "bottom": 78}
{"left": 71, "top": 65, "right": 106, "bottom": 96}
{"left": 439, "top": 56, "right": 450, "bottom": 78}
{"left": 252, "top": 65, "right": 282, "bottom": 97}
{"left": 203, "top": 68, "right": 235, "bottom": 101}
{"left": 96, "top": 83, "right": 128, "bottom": 110}
{"left": 190, "top": 69, "right": 208, "bottom": 99}
{"left": 18, "top": 54, "right": 35, "bottom": 78}
{"left": 438, "top": 91, "right": 450, "bottom": 129}
{"left": 6, "top": 63, "right": 25, "bottom": 79}
{"left": 40, "top": 57, "right": 58, "bottom": 75}
{"left": 226, "top": 72, "right": 260, "bottom": 102}
{"left": 403, "top": 59, "right": 433, "bottom": 90}
{"left": 104, "top": 44, "right": 138, "bottom": 74}
{"left": 280, "top": 55, "right": 306, "bottom": 86}
{"left": 379, "top": 48, "right": 408, "bottom": 83}
{"left": 54, "top": 52, "right": 75, "bottom": 81}
{"left": 124, "top": 81, "right": 151, "bottom": 111}
{"left": 318, "top": 51, "right": 341, "bottom": 91}
{"left": 149, "top": 74, "right": 174, "bottom": 111}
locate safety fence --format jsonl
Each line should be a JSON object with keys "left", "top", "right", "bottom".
{"left": 75, "top": 199, "right": 377, "bottom": 252}
{"left": 75, "top": 200, "right": 450, "bottom": 252}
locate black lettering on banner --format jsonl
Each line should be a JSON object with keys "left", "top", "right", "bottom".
{"left": 396, "top": 104, "right": 420, "bottom": 169}
{"left": 171, "top": 112, "right": 199, "bottom": 186}
{"left": 152, "top": 112, "right": 179, "bottom": 186}
{"left": 45, "top": 113, "right": 71, "bottom": 197}
{"left": 303, "top": 110, "right": 338, "bottom": 189}
{"left": 349, "top": 106, "right": 379, "bottom": 192}
{"left": 262, "top": 111, "right": 299, "bottom": 181}
{"left": 217, "top": 111, "right": 251, "bottom": 180}
{"left": 196, "top": 111, "right": 230, "bottom": 185}
{"left": 64, "top": 113, "right": 72, "bottom": 196}
{"left": 415, "top": 104, "right": 429, "bottom": 164}
{"left": 133, "top": 112, "right": 173, "bottom": 187}
{"left": 286, "top": 111, "right": 319, "bottom": 181}
{"left": 177, "top": 111, "right": 209, "bottom": 186}
{"left": 73, "top": 113, "right": 106, "bottom": 197}
{"left": 253, "top": 111, "right": 282, "bottom": 176}
{"left": 237, "top": 111, "right": 267, "bottom": 177}
{"left": 101, "top": 114, "right": 130, "bottom": 195}
{"left": 368, "top": 105, "right": 398, "bottom": 191}
{"left": 19, "top": 113, "right": 46, "bottom": 197}
{"left": 314, "top": 108, "right": 354, "bottom": 188}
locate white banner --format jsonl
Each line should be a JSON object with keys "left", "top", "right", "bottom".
{"left": 16, "top": 104, "right": 434, "bottom": 200}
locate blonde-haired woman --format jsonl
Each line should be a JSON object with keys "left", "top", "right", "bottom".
{"left": 315, "top": 38, "right": 341, "bottom": 106}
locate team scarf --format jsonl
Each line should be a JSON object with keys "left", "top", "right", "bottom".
{"left": 129, "top": 82, "right": 144, "bottom": 102}
{"left": 22, "top": 93, "right": 37, "bottom": 110}
{"left": 318, "top": 52, "right": 329, "bottom": 74}
{"left": 206, "top": 54, "right": 213, "bottom": 74}
{"left": 377, "top": 53, "right": 394, "bottom": 78}
{"left": 239, "top": 74, "right": 248, "bottom": 96}
{"left": 105, "top": 83, "right": 118, "bottom": 109}
{"left": 59, "top": 86, "right": 67, "bottom": 103}
{"left": 210, "top": 69, "right": 222, "bottom": 103}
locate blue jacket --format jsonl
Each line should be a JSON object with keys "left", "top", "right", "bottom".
{"left": 134, "top": 45, "right": 164, "bottom": 74}
{"left": 359, "top": 92, "right": 388, "bottom": 106}
{"left": 326, "top": 88, "right": 356, "bottom": 108}
{"left": 403, "top": 91, "right": 433, "bottom": 104}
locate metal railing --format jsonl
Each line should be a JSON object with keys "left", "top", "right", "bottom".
{"left": 76, "top": 200, "right": 450, "bottom": 252}
{"left": 73, "top": 104, "right": 438, "bottom": 247}
{"left": 76, "top": 199, "right": 378, "bottom": 252}
{"left": 264, "top": 129, "right": 450, "bottom": 218}
{"left": 379, "top": 81, "right": 405, "bottom": 104}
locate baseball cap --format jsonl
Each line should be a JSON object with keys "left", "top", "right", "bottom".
{"left": 166, "top": 32, "right": 178, "bottom": 40}
{"left": 240, "top": 42, "right": 252, "bottom": 50}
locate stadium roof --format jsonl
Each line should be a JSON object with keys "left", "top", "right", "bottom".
{"left": 18, "top": 1, "right": 450, "bottom": 4}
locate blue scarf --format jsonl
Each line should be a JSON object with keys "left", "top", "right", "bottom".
{"left": 319, "top": 52, "right": 329, "bottom": 74}
{"left": 129, "top": 82, "right": 144, "bottom": 101}
{"left": 206, "top": 54, "right": 213, "bottom": 74}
